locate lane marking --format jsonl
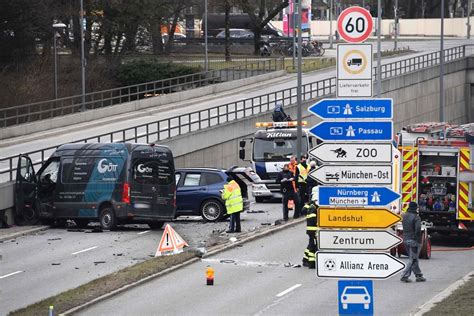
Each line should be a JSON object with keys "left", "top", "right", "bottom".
{"left": 0, "top": 270, "right": 24, "bottom": 279}
{"left": 276, "top": 284, "right": 302, "bottom": 297}
{"left": 138, "top": 230, "right": 150, "bottom": 235}
{"left": 71, "top": 246, "right": 98, "bottom": 255}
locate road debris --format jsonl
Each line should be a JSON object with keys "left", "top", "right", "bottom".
{"left": 94, "top": 261, "right": 106, "bottom": 265}
{"left": 47, "top": 238, "right": 62, "bottom": 241}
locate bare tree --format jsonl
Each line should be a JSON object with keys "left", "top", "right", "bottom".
{"left": 237, "top": 0, "right": 289, "bottom": 54}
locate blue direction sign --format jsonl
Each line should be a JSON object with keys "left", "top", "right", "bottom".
{"left": 309, "top": 98, "right": 392, "bottom": 120}
{"left": 310, "top": 121, "right": 393, "bottom": 141}
{"left": 318, "top": 186, "right": 401, "bottom": 207}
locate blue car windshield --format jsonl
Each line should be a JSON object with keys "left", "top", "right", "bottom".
{"left": 345, "top": 288, "right": 366, "bottom": 295}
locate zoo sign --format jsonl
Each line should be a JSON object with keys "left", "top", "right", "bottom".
{"left": 309, "top": 142, "right": 393, "bottom": 164}
{"left": 337, "top": 6, "right": 373, "bottom": 43}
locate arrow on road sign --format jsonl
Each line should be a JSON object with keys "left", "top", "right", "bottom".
{"left": 309, "top": 165, "right": 392, "bottom": 185}
{"left": 316, "top": 252, "right": 405, "bottom": 279}
{"left": 308, "top": 99, "right": 393, "bottom": 120}
{"left": 318, "top": 186, "right": 401, "bottom": 207}
{"left": 318, "top": 229, "right": 403, "bottom": 251}
{"left": 309, "top": 142, "right": 393, "bottom": 164}
{"left": 310, "top": 121, "right": 393, "bottom": 141}
{"left": 318, "top": 208, "right": 401, "bottom": 229}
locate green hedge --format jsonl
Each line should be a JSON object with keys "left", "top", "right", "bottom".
{"left": 116, "top": 60, "right": 202, "bottom": 86}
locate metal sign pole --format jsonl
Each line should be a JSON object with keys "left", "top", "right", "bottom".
{"left": 329, "top": 0, "right": 333, "bottom": 49}
{"left": 80, "top": 0, "right": 86, "bottom": 111}
{"left": 440, "top": 0, "right": 445, "bottom": 122}
{"left": 292, "top": 0, "right": 296, "bottom": 67}
{"left": 297, "top": 0, "right": 302, "bottom": 161}
{"left": 394, "top": 0, "right": 398, "bottom": 50}
{"left": 204, "top": 0, "right": 208, "bottom": 73}
{"left": 377, "top": 0, "right": 382, "bottom": 98}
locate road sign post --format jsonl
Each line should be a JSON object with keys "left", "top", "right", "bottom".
{"left": 338, "top": 280, "right": 374, "bottom": 315}
{"left": 337, "top": 44, "right": 373, "bottom": 97}
{"left": 309, "top": 6, "right": 403, "bottom": 288}
{"left": 309, "top": 164, "right": 393, "bottom": 185}
{"left": 317, "top": 252, "right": 405, "bottom": 279}
{"left": 310, "top": 121, "right": 393, "bottom": 141}
{"left": 309, "top": 98, "right": 393, "bottom": 120}
{"left": 310, "top": 142, "right": 393, "bottom": 164}
{"left": 318, "top": 229, "right": 402, "bottom": 250}
{"left": 317, "top": 186, "right": 401, "bottom": 207}
{"left": 318, "top": 208, "right": 402, "bottom": 229}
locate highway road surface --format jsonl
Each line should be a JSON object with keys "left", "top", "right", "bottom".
{"left": 80, "top": 223, "right": 474, "bottom": 315}
{"left": 0, "top": 202, "right": 284, "bottom": 315}
{"left": 1, "top": 38, "right": 472, "bottom": 182}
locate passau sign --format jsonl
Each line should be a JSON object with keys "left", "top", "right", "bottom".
{"left": 337, "top": 6, "right": 373, "bottom": 43}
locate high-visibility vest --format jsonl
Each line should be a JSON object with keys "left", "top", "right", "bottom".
{"left": 297, "top": 163, "right": 311, "bottom": 183}
{"left": 288, "top": 161, "right": 298, "bottom": 191}
{"left": 304, "top": 204, "right": 318, "bottom": 233}
{"left": 221, "top": 180, "right": 243, "bottom": 214}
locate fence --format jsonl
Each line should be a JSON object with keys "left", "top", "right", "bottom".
{"left": 0, "top": 45, "right": 471, "bottom": 182}
{"left": 0, "top": 58, "right": 283, "bottom": 128}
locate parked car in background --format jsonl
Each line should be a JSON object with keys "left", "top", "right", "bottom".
{"left": 215, "top": 29, "right": 254, "bottom": 39}
{"left": 175, "top": 166, "right": 260, "bottom": 222}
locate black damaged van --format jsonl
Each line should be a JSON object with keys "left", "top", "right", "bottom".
{"left": 15, "top": 143, "right": 176, "bottom": 230}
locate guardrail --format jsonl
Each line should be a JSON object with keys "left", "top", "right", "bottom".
{"left": 0, "top": 58, "right": 283, "bottom": 128}
{"left": 0, "top": 45, "right": 471, "bottom": 183}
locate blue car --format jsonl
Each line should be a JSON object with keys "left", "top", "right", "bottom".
{"left": 175, "top": 167, "right": 258, "bottom": 222}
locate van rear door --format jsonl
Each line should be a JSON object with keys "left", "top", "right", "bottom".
{"left": 131, "top": 148, "right": 176, "bottom": 219}
{"left": 15, "top": 155, "right": 38, "bottom": 224}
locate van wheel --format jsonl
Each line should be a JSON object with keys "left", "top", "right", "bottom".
{"left": 99, "top": 207, "right": 117, "bottom": 230}
{"left": 148, "top": 221, "right": 164, "bottom": 230}
{"left": 200, "top": 199, "right": 225, "bottom": 222}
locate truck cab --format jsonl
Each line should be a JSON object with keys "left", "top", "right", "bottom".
{"left": 239, "top": 121, "right": 317, "bottom": 202}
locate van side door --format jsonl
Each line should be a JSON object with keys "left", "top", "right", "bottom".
{"left": 15, "top": 155, "right": 38, "bottom": 224}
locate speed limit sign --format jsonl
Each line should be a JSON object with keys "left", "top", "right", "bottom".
{"left": 337, "top": 6, "right": 373, "bottom": 43}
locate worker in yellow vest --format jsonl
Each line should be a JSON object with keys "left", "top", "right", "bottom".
{"left": 221, "top": 177, "right": 243, "bottom": 233}
{"left": 297, "top": 154, "right": 311, "bottom": 211}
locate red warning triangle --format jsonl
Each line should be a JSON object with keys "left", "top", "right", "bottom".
{"left": 155, "top": 224, "right": 188, "bottom": 257}
{"left": 171, "top": 228, "right": 188, "bottom": 249}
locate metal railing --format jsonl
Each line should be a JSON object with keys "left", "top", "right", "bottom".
{"left": 0, "top": 45, "right": 471, "bottom": 183}
{"left": 0, "top": 58, "right": 284, "bottom": 128}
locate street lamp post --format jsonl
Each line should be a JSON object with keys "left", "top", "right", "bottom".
{"left": 296, "top": 0, "right": 302, "bottom": 161}
{"left": 204, "top": 0, "right": 208, "bottom": 72}
{"left": 329, "top": 0, "right": 333, "bottom": 49}
{"left": 80, "top": 0, "right": 86, "bottom": 111}
{"left": 468, "top": 0, "right": 472, "bottom": 39}
{"left": 376, "top": 0, "right": 382, "bottom": 97}
{"left": 53, "top": 23, "right": 66, "bottom": 99}
{"left": 440, "top": 0, "right": 445, "bottom": 122}
{"left": 394, "top": 0, "right": 398, "bottom": 50}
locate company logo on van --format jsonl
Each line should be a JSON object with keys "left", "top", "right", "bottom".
{"left": 97, "top": 159, "right": 118, "bottom": 173}
{"left": 266, "top": 132, "right": 292, "bottom": 138}
{"left": 137, "top": 164, "right": 153, "bottom": 174}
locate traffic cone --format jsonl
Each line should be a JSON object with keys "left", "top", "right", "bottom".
{"left": 206, "top": 267, "right": 215, "bottom": 286}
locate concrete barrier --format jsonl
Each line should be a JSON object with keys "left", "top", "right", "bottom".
{"left": 0, "top": 70, "right": 286, "bottom": 140}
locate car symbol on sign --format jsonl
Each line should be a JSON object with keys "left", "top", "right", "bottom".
{"left": 341, "top": 286, "right": 371, "bottom": 310}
